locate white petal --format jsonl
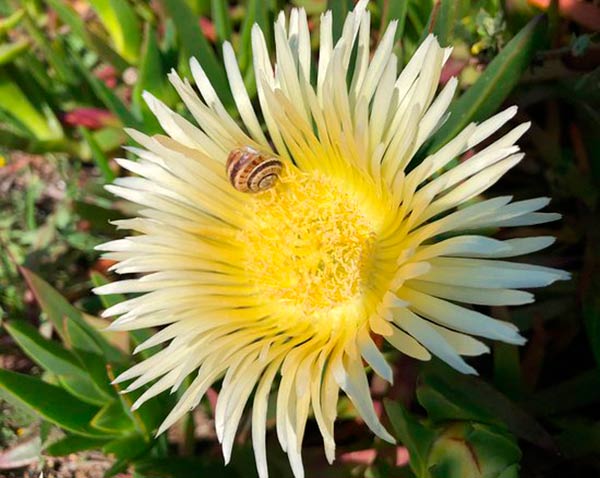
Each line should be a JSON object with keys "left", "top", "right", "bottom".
{"left": 358, "top": 328, "right": 393, "bottom": 383}
{"left": 222, "top": 42, "right": 269, "bottom": 144}
{"left": 396, "top": 287, "right": 526, "bottom": 344}
{"left": 384, "top": 326, "right": 431, "bottom": 361}
{"left": 392, "top": 307, "right": 477, "bottom": 374}
{"left": 407, "top": 280, "right": 534, "bottom": 306}
{"left": 335, "top": 354, "right": 395, "bottom": 443}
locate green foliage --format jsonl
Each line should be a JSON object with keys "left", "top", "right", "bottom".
{"left": 424, "top": 14, "right": 548, "bottom": 155}
{"left": 0, "top": 268, "right": 170, "bottom": 472}
{"left": 0, "top": 368, "right": 107, "bottom": 438}
{"left": 88, "top": 0, "right": 141, "bottom": 63}
{"left": 386, "top": 365, "right": 526, "bottom": 478}
{"left": 385, "top": 400, "right": 436, "bottom": 477}
{"left": 433, "top": 0, "right": 464, "bottom": 46}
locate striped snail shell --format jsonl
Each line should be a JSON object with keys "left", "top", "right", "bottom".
{"left": 226, "top": 146, "right": 283, "bottom": 193}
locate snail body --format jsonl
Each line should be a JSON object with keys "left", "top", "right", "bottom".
{"left": 226, "top": 146, "right": 282, "bottom": 193}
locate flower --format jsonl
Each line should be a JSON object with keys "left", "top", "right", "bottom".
{"left": 94, "top": 1, "right": 569, "bottom": 477}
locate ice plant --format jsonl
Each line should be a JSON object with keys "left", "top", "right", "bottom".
{"left": 94, "top": 2, "right": 568, "bottom": 477}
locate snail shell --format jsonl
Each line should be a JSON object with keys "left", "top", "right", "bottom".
{"left": 226, "top": 146, "right": 283, "bottom": 193}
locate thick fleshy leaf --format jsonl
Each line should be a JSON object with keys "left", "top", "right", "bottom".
{"left": 0, "top": 9, "right": 24, "bottom": 34}
{"left": 0, "top": 369, "right": 108, "bottom": 438}
{"left": 19, "top": 267, "right": 125, "bottom": 363}
{"left": 428, "top": 422, "right": 521, "bottom": 478}
{"left": 417, "top": 367, "right": 557, "bottom": 451}
{"left": 102, "top": 432, "right": 151, "bottom": 462}
{"left": 237, "top": 0, "right": 270, "bottom": 74}
{"left": 5, "top": 320, "right": 85, "bottom": 377}
{"left": 0, "top": 72, "right": 62, "bottom": 141}
{"left": 432, "top": 0, "right": 463, "bottom": 46}
{"left": 384, "top": 399, "right": 435, "bottom": 477}
{"left": 0, "top": 39, "right": 30, "bottom": 66}
{"left": 381, "top": 0, "right": 409, "bottom": 41}
{"left": 4, "top": 320, "right": 111, "bottom": 406}
{"left": 327, "top": 0, "right": 355, "bottom": 40}
{"left": 91, "top": 272, "right": 125, "bottom": 309}
{"left": 425, "top": 15, "right": 548, "bottom": 154}
{"left": 88, "top": 0, "right": 141, "bottom": 64}
{"left": 159, "top": 0, "right": 233, "bottom": 107}
{"left": 45, "top": 434, "right": 109, "bottom": 456}
{"left": 57, "top": 375, "right": 111, "bottom": 407}
{"left": 211, "top": 0, "right": 232, "bottom": 44}
{"left": 91, "top": 400, "right": 136, "bottom": 434}
{"left": 132, "top": 26, "right": 171, "bottom": 135}
{"left": 45, "top": 0, "right": 128, "bottom": 71}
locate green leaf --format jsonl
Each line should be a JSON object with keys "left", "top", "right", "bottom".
{"left": 45, "top": 0, "right": 128, "bottom": 71}
{"left": 211, "top": 0, "right": 232, "bottom": 44}
{"left": 0, "top": 369, "right": 108, "bottom": 438}
{"left": 384, "top": 399, "right": 435, "bottom": 477}
{"left": 74, "top": 348, "right": 119, "bottom": 399}
{"left": 0, "top": 39, "right": 30, "bottom": 66}
{"left": 92, "top": 126, "right": 127, "bottom": 155}
{"left": 88, "top": 0, "right": 142, "bottom": 64}
{"left": 497, "top": 464, "right": 520, "bottom": 478}
{"left": 45, "top": 434, "right": 109, "bottom": 456}
{"left": 424, "top": 15, "right": 548, "bottom": 155}
{"left": 58, "top": 375, "right": 111, "bottom": 407}
{"left": 379, "top": 0, "right": 409, "bottom": 42}
{"left": 159, "top": 0, "right": 233, "bottom": 107}
{"left": 74, "top": 200, "right": 126, "bottom": 235}
{"left": 91, "top": 272, "right": 125, "bottom": 309}
{"left": 19, "top": 267, "right": 125, "bottom": 363}
{"left": 103, "top": 432, "right": 151, "bottom": 462}
{"left": 0, "top": 9, "right": 24, "bottom": 35}
{"left": 132, "top": 26, "right": 171, "bottom": 135}
{"left": 432, "top": 0, "right": 462, "bottom": 46}
{"left": 327, "top": 0, "right": 355, "bottom": 41}
{"left": 5, "top": 320, "right": 82, "bottom": 377}
{"left": 238, "top": 0, "right": 270, "bottom": 74}
{"left": 419, "top": 374, "right": 499, "bottom": 424}
{"left": 0, "top": 71, "right": 62, "bottom": 141}
{"left": 493, "top": 342, "right": 523, "bottom": 400}
{"left": 91, "top": 400, "right": 136, "bottom": 434}
{"left": 428, "top": 423, "right": 521, "bottom": 478}
{"left": 18, "top": 12, "right": 75, "bottom": 84}
{"left": 418, "top": 367, "right": 556, "bottom": 451}
{"left": 4, "top": 320, "right": 111, "bottom": 406}
{"left": 416, "top": 0, "right": 437, "bottom": 45}
{"left": 80, "top": 127, "right": 116, "bottom": 183}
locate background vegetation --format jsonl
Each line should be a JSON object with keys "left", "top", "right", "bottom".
{"left": 0, "top": 0, "right": 598, "bottom": 477}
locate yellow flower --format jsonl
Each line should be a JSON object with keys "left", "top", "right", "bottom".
{"left": 95, "top": 2, "right": 568, "bottom": 477}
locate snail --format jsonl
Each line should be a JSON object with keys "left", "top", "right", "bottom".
{"left": 226, "top": 146, "right": 283, "bottom": 193}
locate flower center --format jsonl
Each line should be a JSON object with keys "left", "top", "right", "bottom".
{"left": 240, "top": 168, "right": 377, "bottom": 319}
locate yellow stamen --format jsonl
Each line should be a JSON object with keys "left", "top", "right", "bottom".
{"left": 240, "top": 167, "right": 378, "bottom": 324}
